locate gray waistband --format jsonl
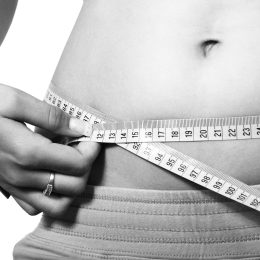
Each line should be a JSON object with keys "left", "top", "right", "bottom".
{"left": 22, "top": 184, "right": 260, "bottom": 259}
{"left": 40, "top": 184, "right": 260, "bottom": 226}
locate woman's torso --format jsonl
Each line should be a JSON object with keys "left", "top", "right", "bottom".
{"left": 52, "top": 0, "right": 260, "bottom": 190}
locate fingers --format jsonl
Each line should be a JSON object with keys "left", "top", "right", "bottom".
{"left": 0, "top": 85, "right": 101, "bottom": 218}
{"left": 1, "top": 143, "right": 101, "bottom": 217}
{"left": 32, "top": 142, "right": 101, "bottom": 175}
{"left": 0, "top": 118, "right": 99, "bottom": 176}
{"left": 1, "top": 142, "right": 102, "bottom": 197}
{"left": 4, "top": 169, "right": 89, "bottom": 197}
{"left": 12, "top": 196, "right": 41, "bottom": 216}
{"left": 0, "top": 84, "right": 92, "bottom": 137}
{"left": 4, "top": 183, "right": 73, "bottom": 217}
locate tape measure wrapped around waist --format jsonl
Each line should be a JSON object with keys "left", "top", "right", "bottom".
{"left": 45, "top": 86, "right": 260, "bottom": 212}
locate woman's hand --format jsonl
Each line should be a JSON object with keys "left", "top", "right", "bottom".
{"left": 0, "top": 84, "right": 101, "bottom": 217}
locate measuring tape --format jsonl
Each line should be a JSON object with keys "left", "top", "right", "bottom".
{"left": 87, "top": 116, "right": 260, "bottom": 144}
{"left": 45, "top": 87, "right": 260, "bottom": 212}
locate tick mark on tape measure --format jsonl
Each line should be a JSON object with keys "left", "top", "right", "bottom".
{"left": 201, "top": 39, "right": 221, "bottom": 57}
{"left": 46, "top": 89, "right": 260, "bottom": 212}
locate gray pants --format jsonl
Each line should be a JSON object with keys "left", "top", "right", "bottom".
{"left": 13, "top": 184, "right": 260, "bottom": 259}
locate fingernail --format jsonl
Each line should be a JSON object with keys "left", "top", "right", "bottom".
{"left": 69, "top": 118, "right": 92, "bottom": 136}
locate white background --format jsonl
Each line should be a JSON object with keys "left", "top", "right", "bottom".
{"left": 0, "top": 1, "right": 82, "bottom": 259}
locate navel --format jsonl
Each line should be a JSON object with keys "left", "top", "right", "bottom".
{"left": 201, "top": 39, "right": 221, "bottom": 57}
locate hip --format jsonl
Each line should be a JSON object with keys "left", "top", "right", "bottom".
{"left": 13, "top": 184, "right": 260, "bottom": 259}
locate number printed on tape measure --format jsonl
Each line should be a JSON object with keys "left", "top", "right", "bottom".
{"left": 90, "top": 118, "right": 260, "bottom": 143}
{"left": 45, "top": 88, "right": 260, "bottom": 212}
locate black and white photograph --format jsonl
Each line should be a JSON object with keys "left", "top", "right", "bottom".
{"left": 1, "top": 0, "right": 260, "bottom": 259}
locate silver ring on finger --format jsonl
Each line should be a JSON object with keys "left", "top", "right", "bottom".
{"left": 43, "top": 172, "right": 55, "bottom": 197}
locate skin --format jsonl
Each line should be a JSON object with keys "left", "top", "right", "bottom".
{"left": 0, "top": 0, "right": 101, "bottom": 217}
{"left": 2, "top": 0, "right": 260, "bottom": 216}
{"left": 52, "top": 0, "right": 260, "bottom": 190}
{"left": 0, "top": 84, "right": 101, "bottom": 217}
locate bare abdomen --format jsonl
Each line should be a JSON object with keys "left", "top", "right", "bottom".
{"left": 52, "top": 0, "right": 260, "bottom": 190}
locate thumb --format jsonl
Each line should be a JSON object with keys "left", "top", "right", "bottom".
{"left": 1, "top": 85, "right": 93, "bottom": 137}
{"left": 29, "top": 103, "right": 93, "bottom": 137}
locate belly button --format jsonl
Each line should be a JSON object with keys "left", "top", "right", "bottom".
{"left": 201, "top": 39, "right": 221, "bottom": 57}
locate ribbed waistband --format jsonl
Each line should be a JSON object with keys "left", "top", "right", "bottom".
{"left": 47, "top": 183, "right": 260, "bottom": 217}
{"left": 24, "top": 184, "right": 260, "bottom": 259}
